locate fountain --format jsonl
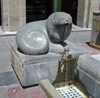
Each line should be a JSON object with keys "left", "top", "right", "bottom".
{"left": 10, "top": 12, "right": 100, "bottom": 98}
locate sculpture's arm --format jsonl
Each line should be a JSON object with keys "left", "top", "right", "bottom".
{"left": 49, "top": 42, "right": 65, "bottom": 54}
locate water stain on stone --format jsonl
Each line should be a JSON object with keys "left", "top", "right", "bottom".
{"left": 53, "top": 51, "right": 78, "bottom": 87}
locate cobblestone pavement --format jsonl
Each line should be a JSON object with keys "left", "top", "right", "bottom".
{"left": 0, "top": 25, "right": 100, "bottom": 98}
{"left": 0, "top": 84, "right": 46, "bottom": 98}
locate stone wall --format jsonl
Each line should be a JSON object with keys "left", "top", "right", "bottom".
{"left": 1, "top": 0, "right": 57, "bottom": 32}
{"left": 91, "top": 11, "right": 100, "bottom": 45}
{"left": 77, "top": 0, "right": 89, "bottom": 28}
{"left": 77, "top": 0, "right": 99, "bottom": 28}
{"left": 1, "top": 0, "right": 26, "bottom": 32}
{"left": 1, "top": 0, "right": 99, "bottom": 31}
{"left": 88, "top": 0, "right": 100, "bottom": 28}
{"left": 1, "top": 0, "right": 9, "bottom": 31}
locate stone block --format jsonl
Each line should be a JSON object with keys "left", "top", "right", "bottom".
{"left": 76, "top": 68, "right": 95, "bottom": 95}
{"left": 10, "top": 41, "right": 89, "bottom": 87}
{"left": 75, "top": 54, "right": 100, "bottom": 97}
{"left": 40, "top": 79, "right": 62, "bottom": 98}
{"left": 10, "top": 43, "right": 62, "bottom": 87}
{"left": 77, "top": 54, "right": 100, "bottom": 81}
{"left": 94, "top": 82, "right": 100, "bottom": 98}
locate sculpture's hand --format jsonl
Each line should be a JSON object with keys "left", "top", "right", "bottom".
{"left": 60, "top": 42, "right": 69, "bottom": 52}
{"left": 49, "top": 43, "right": 65, "bottom": 54}
{"left": 64, "top": 45, "right": 69, "bottom": 52}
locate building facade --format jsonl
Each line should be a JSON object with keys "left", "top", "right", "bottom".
{"left": 77, "top": 0, "right": 100, "bottom": 28}
{"left": 0, "top": 0, "right": 100, "bottom": 32}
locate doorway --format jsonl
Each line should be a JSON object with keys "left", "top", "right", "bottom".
{"left": 26, "top": 0, "right": 52, "bottom": 23}
{"left": 62, "top": 0, "right": 78, "bottom": 24}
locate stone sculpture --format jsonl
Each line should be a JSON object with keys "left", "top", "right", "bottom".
{"left": 16, "top": 12, "right": 72, "bottom": 55}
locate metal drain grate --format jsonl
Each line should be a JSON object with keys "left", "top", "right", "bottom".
{"left": 56, "top": 85, "right": 87, "bottom": 98}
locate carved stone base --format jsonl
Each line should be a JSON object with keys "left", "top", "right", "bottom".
{"left": 10, "top": 42, "right": 89, "bottom": 87}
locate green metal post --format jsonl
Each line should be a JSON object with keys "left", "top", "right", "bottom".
{"left": 57, "top": 0, "right": 62, "bottom": 11}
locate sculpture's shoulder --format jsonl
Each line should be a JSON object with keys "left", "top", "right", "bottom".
{"left": 16, "top": 20, "right": 49, "bottom": 55}
{"left": 17, "top": 20, "right": 47, "bottom": 35}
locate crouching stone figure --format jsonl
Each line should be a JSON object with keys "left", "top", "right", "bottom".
{"left": 16, "top": 12, "right": 72, "bottom": 55}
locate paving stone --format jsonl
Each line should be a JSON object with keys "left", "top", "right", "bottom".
{"left": 0, "top": 37, "right": 6, "bottom": 43}
{"left": 0, "top": 55, "right": 11, "bottom": 64}
{"left": 0, "top": 86, "right": 8, "bottom": 98}
{"left": 28, "top": 87, "right": 43, "bottom": 96}
{"left": 8, "top": 85, "right": 46, "bottom": 98}
{"left": 8, "top": 92, "right": 17, "bottom": 98}
{"left": 0, "top": 43, "right": 10, "bottom": 56}
{"left": 17, "top": 90, "right": 26, "bottom": 98}
{"left": 0, "top": 71, "right": 19, "bottom": 86}
{"left": 5, "top": 36, "right": 16, "bottom": 48}
{"left": 67, "top": 31, "right": 91, "bottom": 45}
{"left": 0, "top": 64, "right": 13, "bottom": 73}
{"left": 32, "top": 94, "right": 46, "bottom": 98}
{"left": 8, "top": 86, "right": 21, "bottom": 93}
{"left": 24, "top": 90, "right": 30, "bottom": 97}
{"left": 80, "top": 45, "right": 100, "bottom": 55}
{"left": 0, "top": 54, "right": 12, "bottom": 73}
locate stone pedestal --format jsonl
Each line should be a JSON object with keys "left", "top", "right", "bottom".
{"left": 91, "top": 11, "right": 100, "bottom": 45}
{"left": 10, "top": 44, "right": 61, "bottom": 87}
{"left": 10, "top": 42, "right": 89, "bottom": 87}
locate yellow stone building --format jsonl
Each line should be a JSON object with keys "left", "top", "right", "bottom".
{"left": 0, "top": 0, "right": 99, "bottom": 32}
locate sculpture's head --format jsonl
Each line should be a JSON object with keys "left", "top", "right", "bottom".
{"left": 47, "top": 12, "right": 72, "bottom": 43}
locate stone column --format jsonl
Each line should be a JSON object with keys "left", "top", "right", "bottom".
{"left": 88, "top": 0, "right": 100, "bottom": 27}
{"left": 88, "top": 0, "right": 99, "bottom": 28}
{"left": 1, "top": 0, "right": 26, "bottom": 32}
{"left": 91, "top": 11, "right": 100, "bottom": 45}
{"left": 8, "top": 0, "right": 26, "bottom": 31}
{"left": 20, "top": 0, "right": 26, "bottom": 26}
{"left": 77, "top": 0, "right": 99, "bottom": 28}
{"left": 77, "top": 0, "right": 89, "bottom": 28}
{"left": 1, "top": 0, "right": 9, "bottom": 31}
